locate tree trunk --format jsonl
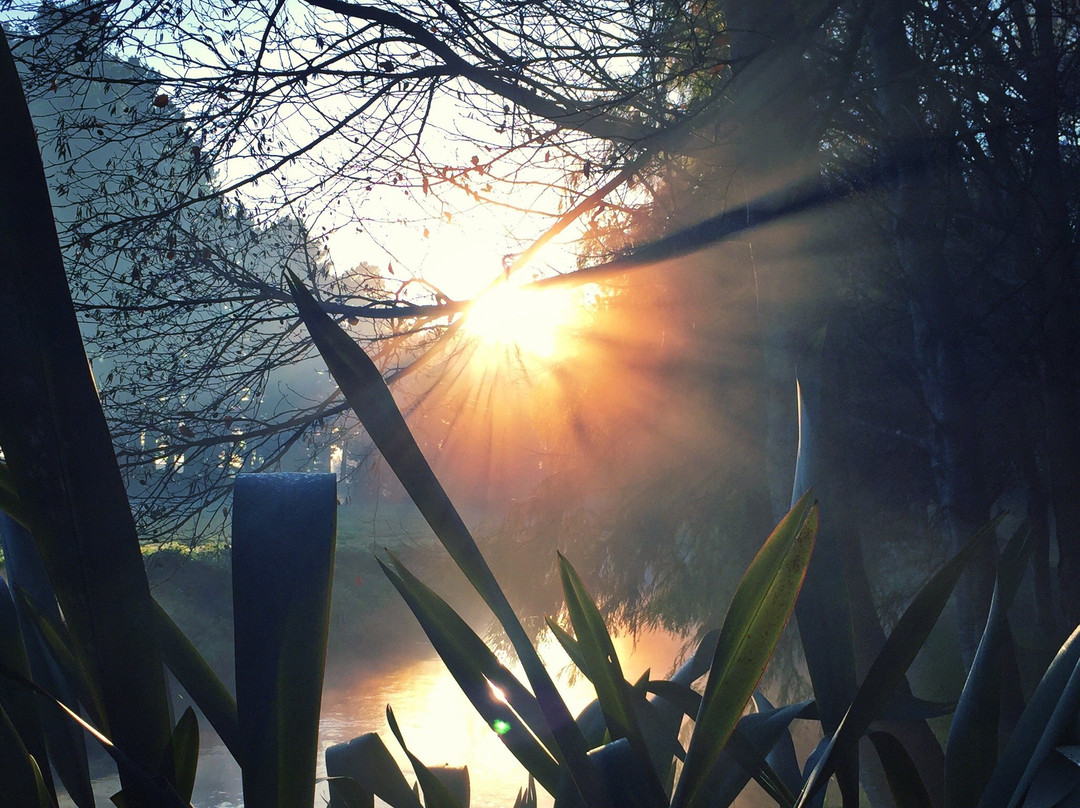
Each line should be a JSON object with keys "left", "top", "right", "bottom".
{"left": 865, "top": 0, "right": 994, "bottom": 668}
{"left": 1026, "top": 0, "right": 1080, "bottom": 630}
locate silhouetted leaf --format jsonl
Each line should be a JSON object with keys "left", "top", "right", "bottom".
{"left": 983, "top": 626, "right": 1080, "bottom": 808}
{"left": 0, "top": 29, "right": 173, "bottom": 795}
{"left": 796, "top": 521, "right": 994, "bottom": 807}
{"left": 14, "top": 588, "right": 106, "bottom": 730}
{"left": 869, "top": 731, "right": 934, "bottom": 808}
{"left": 325, "top": 733, "right": 421, "bottom": 808}
{"left": 1019, "top": 750, "right": 1080, "bottom": 808}
{"left": 512, "top": 775, "right": 537, "bottom": 808}
{"left": 380, "top": 555, "right": 561, "bottom": 792}
{"left": 546, "top": 619, "right": 589, "bottom": 676}
{"left": 696, "top": 697, "right": 816, "bottom": 808}
{"left": 789, "top": 380, "right": 860, "bottom": 806}
{"left": 0, "top": 462, "right": 28, "bottom": 527}
{"left": 152, "top": 600, "right": 239, "bottom": 761}
{"left": 386, "top": 706, "right": 466, "bottom": 808}
{"left": 287, "top": 271, "right": 600, "bottom": 806}
{"left": 0, "top": 578, "right": 55, "bottom": 801}
{"left": 0, "top": 703, "right": 55, "bottom": 808}
{"left": 946, "top": 522, "right": 1035, "bottom": 808}
{"left": 163, "top": 708, "right": 199, "bottom": 804}
{"left": 0, "top": 514, "right": 94, "bottom": 807}
{"left": 232, "top": 473, "right": 337, "bottom": 808}
{"left": 557, "top": 553, "right": 669, "bottom": 804}
{"left": 0, "top": 660, "right": 188, "bottom": 808}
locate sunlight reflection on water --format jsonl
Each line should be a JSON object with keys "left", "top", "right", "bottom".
{"left": 64, "top": 629, "right": 686, "bottom": 808}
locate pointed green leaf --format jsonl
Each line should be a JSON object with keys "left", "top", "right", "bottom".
{"left": 673, "top": 491, "right": 817, "bottom": 808}
{"left": 0, "top": 702, "right": 56, "bottom": 808}
{"left": 1, "top": 515, "right": 94, "bottom": 807}
{"left": 14, "top": 587, "right": 107, "bottom": 731}
{"left": 383, "top": 553, "right": 553, "bottom": 747}
{"left": 163, "top": 708, "right": 199, "bottom": 804}
{"left": 546, "top": 619, "right": 589, "bottom": 676}
{"left": 0, "top": 29, "right": 173, "bottom": 793}
{"left": 557, "top": 554, "right": 668, "bottom": 802}
{"left": 0, "top": 660, "right": 189, "bottom": 808}
{"left": 0, "top": 579, "right": 56, "bottom": 801}
{"left": 30, "top": 754, "right": 57, "bottom": 808}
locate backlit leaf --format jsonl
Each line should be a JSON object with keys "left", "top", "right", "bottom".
{"left": 672, "top": 491, "right": 817, "bottom": 808}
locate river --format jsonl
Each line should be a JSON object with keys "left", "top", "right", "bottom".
{"left": 62, "top": 629, "right": 688, "bottom": 808}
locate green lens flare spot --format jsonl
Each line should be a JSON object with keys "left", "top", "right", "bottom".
{"left": 492, "top": 719, "right": 512, "bottom": 735}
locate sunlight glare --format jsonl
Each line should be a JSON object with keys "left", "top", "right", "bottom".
{"left": 464, "top": 281, "right": 587, "bottom": 360}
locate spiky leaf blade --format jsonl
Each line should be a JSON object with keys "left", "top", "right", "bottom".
{"left": 380, "top": 555, "right": 561, "bottom": 791}
{"left": 152, "top": 600, "right": 239, "bottom": 761}
{"left": 982, "top": 626, "right": 1080, "bottom": 808}
{"left": 557, "top": 554, "right": 668, "bottom": 802}
{"left": 672, "top": 491, "right": 817, "bottom": 808}
{"left": 325, "top": 733, "right": 422, "bottom": 808}
{"left": 946, "top": 523, "right": 1035, "bottom": 808}
{"left": 164, "top": 708, "right": 199, "bottom": 804}
{"left": 795, "top": 522, "right": 993, "bottom": 807}
{"left": 386, "top": 706, "right": 466, "bottom": 808}
{"left": 0, "top": 28, "right": 173, "bottom": 796}
{"left": 287, "top": 271, "right": 600, "bottom": 805}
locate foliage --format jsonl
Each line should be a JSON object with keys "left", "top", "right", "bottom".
{"left": 1, "top": 25, "right": 337, "bottom": 807}
{"left": 4, "top": 10, "right": 1080, "bottom": 808}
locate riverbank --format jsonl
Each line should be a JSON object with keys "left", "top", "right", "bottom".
{"left": 146, "top": 501, "right": 493, "bottom": 692}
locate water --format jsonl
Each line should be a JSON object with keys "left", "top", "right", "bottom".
{"left": 61, "top": 630, "right": 687, "bottom": 808}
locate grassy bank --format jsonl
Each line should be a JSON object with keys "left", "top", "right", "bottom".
{"left": 143, "top": 501, "right": 493, "bottom": 691}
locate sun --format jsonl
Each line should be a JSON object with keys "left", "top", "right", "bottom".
{"left": 463, "top": 280, "right": 589, "bottom": 360}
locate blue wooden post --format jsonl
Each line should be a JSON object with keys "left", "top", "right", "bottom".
{"left": 232, "top": 472, "right": 337, "bottom": 808}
